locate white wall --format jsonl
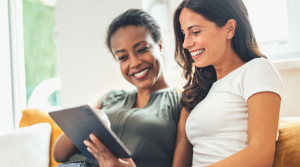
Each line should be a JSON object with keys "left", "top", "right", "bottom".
{"left": 278, "top": 68, "right": 300, "bottom": 117}
{"left": 56, "top": 0, "right": 141, "bottom": 108}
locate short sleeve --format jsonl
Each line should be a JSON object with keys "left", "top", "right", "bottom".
{"left": 100, "top": 90, "right": 126, "bottom": 109}
{"left": 241, "top": 58, "right": 283, "bottom": 101}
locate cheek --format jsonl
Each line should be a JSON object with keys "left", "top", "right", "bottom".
{"left": 150, "top": 55, "right": 162, "bottom": 74}
{"left": 211, "top": 32, "right": 227, "bottom": 51}
{"left": 213, "top": 40, "right": 227, "bottom": 56}
{"left": 120, "top": 63, "right": 129, "bottom": 77}
{"left": 205, "top": 36, "right": 226, "bottom": 56}
{"left": 194, "top": 34, "right": 209, "bottom": 50}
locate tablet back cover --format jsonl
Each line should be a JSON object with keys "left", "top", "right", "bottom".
{"left": 49, "top": 105, "right": 131, "bottom": 159}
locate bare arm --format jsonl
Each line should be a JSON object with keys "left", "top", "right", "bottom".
{"left": 53, "top": 93, "right": 109, "bottom": 162}
{"left": 53, "top": 133, "right": 80, "bottom": 162}
{"left": 206, "top": 92, "right": 281, "bottom": 167}
{"left": 172, "top": 107, "right": 193, "bottom": 167}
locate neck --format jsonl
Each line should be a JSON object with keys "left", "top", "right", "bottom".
{"left": 134, "top": 74, "right": 169, "bottom": 108}
{"left": 213, "top": 50, "right": 245, "bottom": 81}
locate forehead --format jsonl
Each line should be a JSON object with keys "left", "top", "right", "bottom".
{"left": 179, "top": 8, "right": 208, "bottom": 30}
{"left": 110, "top": 26, "right": 152, "bottom": 51}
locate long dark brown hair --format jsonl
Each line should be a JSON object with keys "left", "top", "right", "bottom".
{"left": 173, "top": 0, "right": 266, "bottom": 112}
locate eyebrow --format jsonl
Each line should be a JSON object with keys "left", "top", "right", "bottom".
{"left": 181, "top": 25, "right": 203, "bottom": 32}
{"left": 114, "top": 41, "right": 146, "bottom": 54}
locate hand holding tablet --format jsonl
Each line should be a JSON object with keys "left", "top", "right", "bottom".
{"left": 49, "top": 105, "right": 131, "bottom": 159}
{"left": 84, "top": 134, "right": 136, "bottom": 167}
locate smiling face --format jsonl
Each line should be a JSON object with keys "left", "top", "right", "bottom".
{"left": 179, "top": 8, "right": 233, "bottom": 68}
{"left": 110, "top": 25, "right": 165, "bottom": 90}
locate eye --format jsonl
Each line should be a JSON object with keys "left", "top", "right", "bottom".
{"left": 137, "top": 47, "right": 149, "bottom": 53}
{"left": 193, "top": 31, "right": 200, "bottom": 36}
{"left": 118, "top": 55, "right": 128, "bottom": 61}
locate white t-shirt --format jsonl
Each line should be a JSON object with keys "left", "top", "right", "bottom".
{"left": 185, "top": 58, "right": 283, "bottom": 167}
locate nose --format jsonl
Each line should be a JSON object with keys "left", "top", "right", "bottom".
{"left": 129, "top": 54, "right": 142, "bottom": 69}
{"left": 182, "top": 34, "right": 194, "bottom": 49}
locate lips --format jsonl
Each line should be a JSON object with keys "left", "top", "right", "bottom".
{"left": 190, "top": 49, "right": 205, "bottom": 60}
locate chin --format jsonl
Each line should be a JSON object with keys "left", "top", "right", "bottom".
{"left": 135, "top": 80, "right": 155, "bottom": 90}
{"left": 194, "top": 59, "right": 212, "bottom": 68}
{"left": 194, "top": 62, "right": 207, "bottom": 68}
{"left": 136, "top": 83, "right": 153, "bottom": 90}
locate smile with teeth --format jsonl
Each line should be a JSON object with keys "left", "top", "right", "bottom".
{"left": 191, "top": 49, "right": 205, "bottom": 56}
{"left": 134, "top": 68, "right": 149, "bottom": 78}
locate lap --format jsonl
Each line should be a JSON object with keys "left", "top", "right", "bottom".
{"left": 57, "top": 162, "right": 99, "bottom": 167}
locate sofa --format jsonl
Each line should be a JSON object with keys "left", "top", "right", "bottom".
{"left": 0, "top": 109, "right": 299, "bottom": 167}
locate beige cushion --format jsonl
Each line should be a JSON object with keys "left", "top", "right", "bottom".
{"left": 273, "top": 117, "right": 300, "bottom": 167}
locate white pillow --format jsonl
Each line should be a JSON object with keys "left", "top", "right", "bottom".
{"left": 0, "top": 123, "right": 51, "bottom": 167}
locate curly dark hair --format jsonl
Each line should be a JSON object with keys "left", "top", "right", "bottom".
{"left": 106, "top": 9, "right": 162, "bottom": 59}
{"left": 173, "top": 0, "right": 267, "bottom": 112}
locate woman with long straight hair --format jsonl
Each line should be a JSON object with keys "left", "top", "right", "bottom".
{"left": 172, "top": 0, "right": 283, "bottom": 166}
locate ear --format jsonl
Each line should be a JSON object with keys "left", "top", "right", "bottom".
{"left": 226, "top": 19, "right": 236, "bottom": 39}
{"left": 158, "top": 40, "right": 163, "bottom": 51}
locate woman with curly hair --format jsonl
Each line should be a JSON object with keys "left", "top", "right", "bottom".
{"left": 53, "top": 9, "right": 188, "bottom": 167}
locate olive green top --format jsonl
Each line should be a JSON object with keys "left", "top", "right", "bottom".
{"left": 65, "top": 87, "right": 182, "bottom": 167}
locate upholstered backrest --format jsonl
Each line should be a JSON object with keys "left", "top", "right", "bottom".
{"left": 273, "top": 117, "right": 300, "bottom": 167}
{"left": 19, "top": 109, "right": 63, "bottom": 167}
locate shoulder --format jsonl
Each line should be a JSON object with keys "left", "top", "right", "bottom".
{"left": 163, "top": 87, "right": 183, "bottom": 110}
{"left": 150, "top": 86, "right": 182, "bottom": 108}
{"left": 153, "top": 87, "right": 183, "bottom": 123}
{"left": 240, "top": 58, "right": 283, "bottom": 100}
{"left": 242, "top": 58, "right": 281, "bottom": 80}
{"left": 167, "top": 87, "right": 182, "bottom": 98}
{"left": 96, "top": 89, "right": 133, "bottom": 109}
{"left": 157, "top": 87, "right": 182, "bottom": 103}
{"left": 245, "top": 57, "right": 275, "bottom": 71}
{"left": 105, "top": 89, "right": 128, "bottom": 99}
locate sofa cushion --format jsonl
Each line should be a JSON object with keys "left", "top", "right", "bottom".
{"left": 19, "top": 109, "right": 63, "bottom": 167}
{"left": 0, "top": 123, "right": 51, "bottom": 167}
{"left": 273, "top": 117, "right": 300, "bottom": 167}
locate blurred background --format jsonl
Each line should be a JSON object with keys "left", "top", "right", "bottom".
{"left": 1, "top": 0, "right": 300, "bottom": 133}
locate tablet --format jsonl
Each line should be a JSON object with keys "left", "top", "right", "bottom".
{"left": 49, "top": 105, "right": 131, "bottom": 159}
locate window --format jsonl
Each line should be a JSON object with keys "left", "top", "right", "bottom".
{"left": 243, "top": 0, "right": 300, "bottom": 61}
{"left": 0, "top": 0, "right": 26, "bottom": 133}
{"left": 0, "top": 0, "right": 14, "bottom": 134}
{"left": 244, "top": 0, "right": 289, "bottom": 43}
{"left": 23, "top": 0, "right": 61, "bottom": 111}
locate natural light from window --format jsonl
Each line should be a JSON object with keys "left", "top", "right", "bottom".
{"left": 243, "top": 0, "right": 289, "bottom": 43}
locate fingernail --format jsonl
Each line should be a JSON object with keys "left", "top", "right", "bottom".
{"left": 84, "top": 140, "right": 88, "bottom": 145}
